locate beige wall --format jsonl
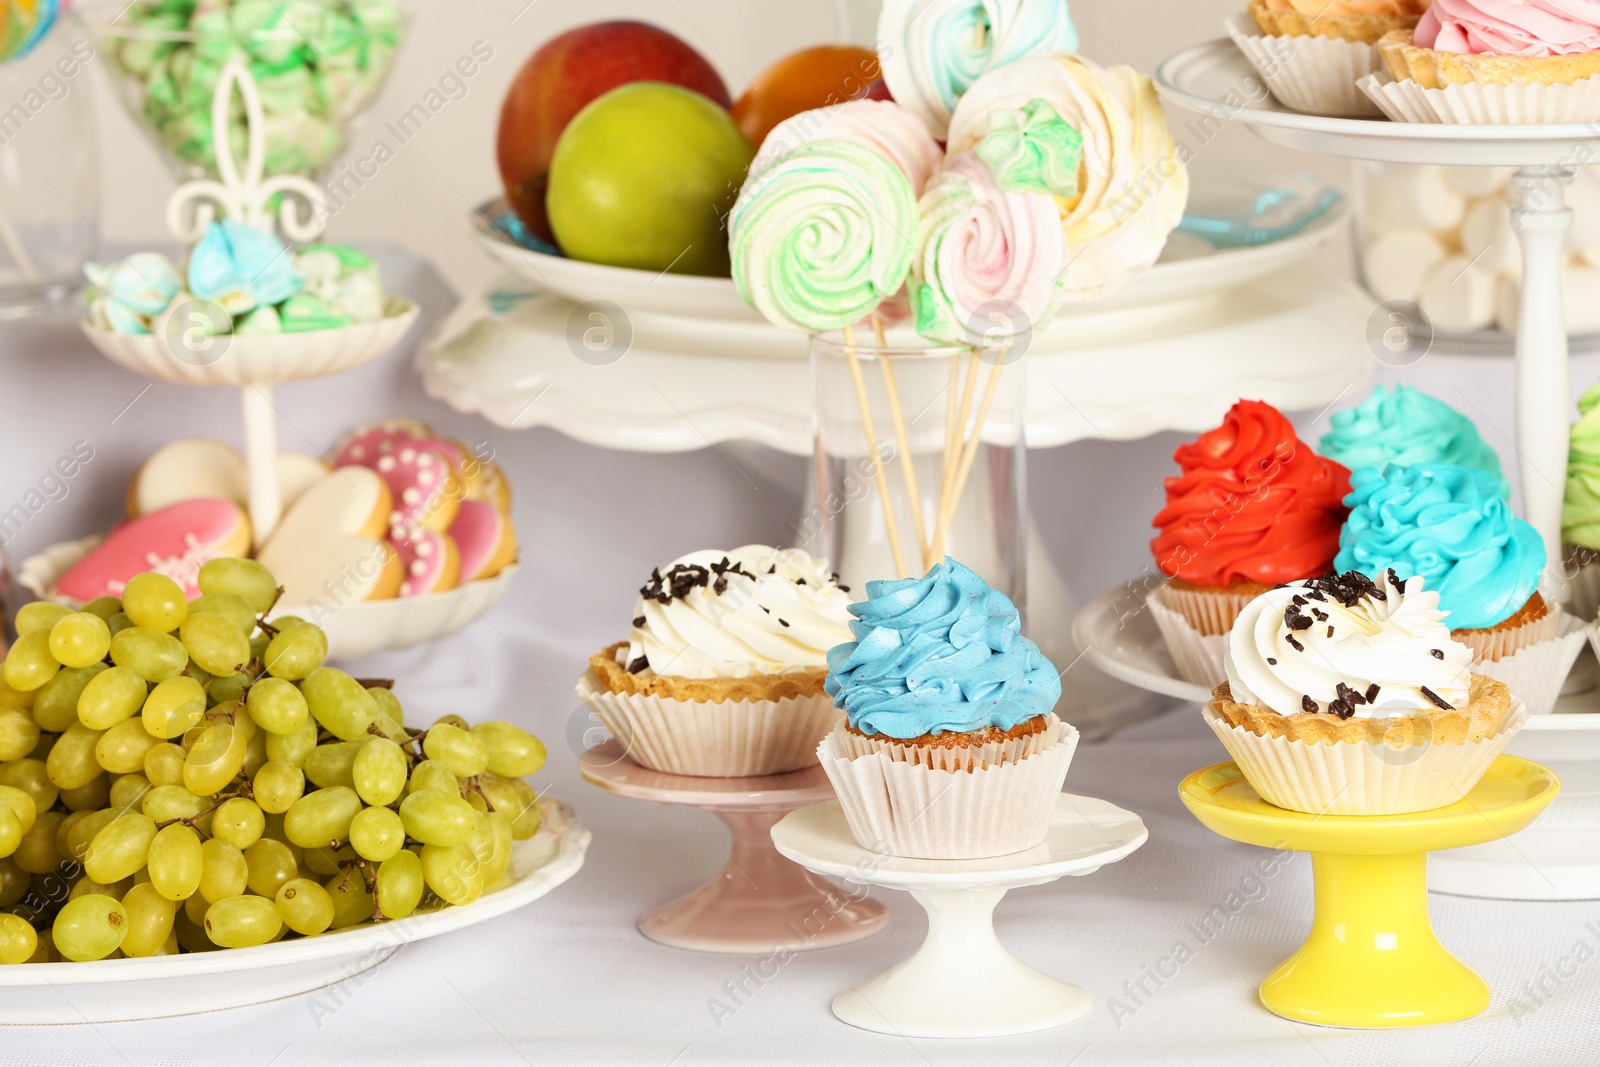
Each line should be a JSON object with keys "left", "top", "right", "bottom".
{"left": 88, "top": 0, "right": 1351, "bottom": 296}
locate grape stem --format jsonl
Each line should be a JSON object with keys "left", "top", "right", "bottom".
{"left": 354, "top": 678, "right": 394, "bottom": 689}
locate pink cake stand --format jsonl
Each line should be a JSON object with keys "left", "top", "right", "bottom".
{"left": 578, "top": 741, "right": 889, "bottom": 953}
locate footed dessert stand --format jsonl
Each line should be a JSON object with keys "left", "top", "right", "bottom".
{"left": 578, "top": 741, "right": 887, "bottom": 953}
{"left": 771, "top": 794, "right": 1147, "bottom": 1038}
{"left": 1180, "top": 758, "right": 1559, "bottom": 1027}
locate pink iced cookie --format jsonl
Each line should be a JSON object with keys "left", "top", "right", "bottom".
{"left": 58, "top": 498, "right": 252, "bottom": 600}
{"left": 392, "top": 528, "right": 460, "bottom": 597}
{"left": 449, "top": 500, "right": 517, "bottom": 583}
{"left": 335, "top": 424, "right": 463, "bottom": 535}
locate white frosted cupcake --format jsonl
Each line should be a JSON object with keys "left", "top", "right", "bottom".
{"left": 575, "top": 545, "right": 852, "bottom": 777}
{"left": 1204, "top": 570, "right": 1526, "bottom": 816}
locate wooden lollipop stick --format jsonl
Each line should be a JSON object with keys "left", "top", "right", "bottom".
{"left": 939, "top": 354, "right": 1008, "bottom": 538}
{"left": 936, "top": 349, "right": 982, "bottom": 561}
{"left": 872, "top": 317, "right": 930, "bottom": 571}
{"left": 843, "top": 324, "right": 909, "bottom": 579}
{"left": 931, "top": 353, "right": 961, "bottom": 564}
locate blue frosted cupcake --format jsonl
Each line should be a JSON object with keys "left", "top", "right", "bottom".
{"left": 819, "top": 558, "right": 1077, "bottom": 859}
{"left": 1319, "top": 384, "right": 1508, "bottom": 498}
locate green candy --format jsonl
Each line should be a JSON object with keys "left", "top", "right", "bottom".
{"left": 278, "top": 293, "right": 353, "bottom": 333}
{"left": 974, "top": 98, "right": 1084, "bottom": 199}
{"left": 235, "top": 305, "right": 283, "bottom": 335}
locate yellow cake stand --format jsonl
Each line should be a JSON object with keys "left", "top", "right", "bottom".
{"left": 1178, "top": 756, "right": 1560, "bottom": 1028}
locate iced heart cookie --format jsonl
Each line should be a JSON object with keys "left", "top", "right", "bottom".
{"left": 335, "top": 424, "right": 463, "bottom": 535}
{"left": 450, "top": 500, "right": 516, "bottom": 583}
{"left": 445, "top": 440, "right": 512, "bottom": 515}
{"left": 257, "top": 467, "right": 403, "bottom": 606}
{"left": 395, "top": 528, "right": 460, "bottom": 597}
{"left": 57, "top": 498, "right": 252, "bottom": 600}
{"left": 128, "top": 438, "right": 331, "bottom": 518}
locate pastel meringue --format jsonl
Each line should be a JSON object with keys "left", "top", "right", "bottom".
{"left": 749, "top": 99, "right": 944, "bottom": 196}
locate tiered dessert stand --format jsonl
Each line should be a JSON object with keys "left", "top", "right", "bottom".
{"left": 1141, "top": 38, "right": 1600, "bottom": 901}
{"left": 579, "top": 741, "right": 887, "bottom": 953}
{"left": 771, "top": 794, "right": 1147, "bottom": 1038}
{"left": 18, "top": 61, "right": 516, "bottom": 659}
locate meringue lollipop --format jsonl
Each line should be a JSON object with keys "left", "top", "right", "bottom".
{"left": 729, "top": 139, "right": 918, "bottom": 331}
{"left": 948, "top": 54, "right": 1187, "bottom": 301}
{"left": 750, "top": 99, "right": 944, "bottom": 196}
{"left": 876, "top": 0, "right": 1079, "bottom": 139}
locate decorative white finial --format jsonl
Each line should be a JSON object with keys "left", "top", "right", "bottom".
{"left": 165, "top": 61, "right": 329, "bottom": 243}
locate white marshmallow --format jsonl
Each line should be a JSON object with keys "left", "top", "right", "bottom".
{"left": 1566, "top": 174, "right": 1600, "bottom": 254}
{"left": 1444, "top": 166, "right": 1513, "bottom": 198}
{"left": 1362, "top": 230, "right": 1446, "bottom": 303}
{"left": 1364, "top": 164, "right": 1466, "bottom": 235}
{"left": 1499, "top": 264, "right": 1600, "bottom": 335}
{"left": 1460, "top": 198, "right": 1520, "bottom": 276}
{"left": 1419, "top": 255, "right": 1498, "bottom": 333}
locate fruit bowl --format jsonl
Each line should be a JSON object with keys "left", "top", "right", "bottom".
{"left": 79, "top": 0, "right": 413, "bottom": 181}
{"left": 19, "top": 537, "right": 518, "bottom": 661}
{"left": 0, "top": 800, "right": 587, "bottom": 1023}
{"left": 80, "top": 298, "right": 419, "bottom": 386}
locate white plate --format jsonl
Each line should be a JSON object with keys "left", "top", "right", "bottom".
{"left": 18, "top": 537, "right": 519, "bottom": 661}
{"left": 467, "top": 192, "right": 1343, "bottom": 325}
{"left": 1156, "top": 39, "right": 1600, "bottom": 165}
{"left": 0, "top": 801, "right": 588, "bottom": 1023}
{"left": 1071, "top": 580, "right": 1600, "bottom": 731}
{"left": 81, "top": 300, "right": 419, "bottom": 386}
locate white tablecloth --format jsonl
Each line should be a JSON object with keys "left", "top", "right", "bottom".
{"left": 3, "top": 249, "right": 1599, "bottom": 1065}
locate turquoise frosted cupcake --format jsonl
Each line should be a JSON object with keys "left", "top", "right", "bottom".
{"left": 818, "top": 558, "right": 1077, "bottom": 859}
{"left": 1319, "top": 384, "right": 1508, "bottom": 498}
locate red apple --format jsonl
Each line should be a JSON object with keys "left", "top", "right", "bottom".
{"left": 497, "top": 21, "right": 731, "bottom": 243}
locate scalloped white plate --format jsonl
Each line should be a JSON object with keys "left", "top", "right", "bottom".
{"left": 19, "top": 537, "right": 518, "bottom": 661}
{"left": 81, "top": 299, "right": 419, "bottom": 386}
{"left": 0, "top": 800, "right": 587, "bottom": 1023}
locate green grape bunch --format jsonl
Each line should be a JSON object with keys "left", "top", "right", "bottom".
{"left": 0, "top": 558, "right": 548, "bottom": 964}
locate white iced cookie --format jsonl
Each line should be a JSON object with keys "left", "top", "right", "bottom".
{"left": 946, "top": 54, "right": 1187, "bottom": 301}
{"left": 129, "top": 438, "right": 330, "bottom": 517}
{"left": 257, "top": 467, "right": 403, "bottom": 607}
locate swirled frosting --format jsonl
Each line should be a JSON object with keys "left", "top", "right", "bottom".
{"left": 1564, "top": 381, "right": 1600, "bottom": 549}
{"left": 1334, "top": 463, "right": 1544, "bottom": 630}
{"left": 187, "top": 219, "right": 303, "bottom": 316}
{"left": 1225, "top": 571, "right": 1473, "bottom": 718}
{"left": 973, "top": 97, "right": 1083, "bottom": 197}
{"left": 824, "top": 557, "right": 1061, "bottom": 738}
{"left": 1318, "top": 384, "right": 1508, "bottom": 498}
{"left": 623, "top": 546, "right": 855, "bottom": 680}
{"left": 1416, "top": 0, "right": 1600, "bottom": 57}
{"left": 729, "top": 140, "right": 918, "bottom": 331}
{"left": 876, "top": 0, "right": 1079, "bottom": 139}
{"left": 1151, "top": 400, "right": 1353, "bottom": 587}
{"left": 750, "top": 100, "right": 943, "bottom": 197}
{"left": 946, "top": 55, "right": 1187, "bottom": 302}
{"left": 909, "top": 152, "right": 1066, "bottom": 345}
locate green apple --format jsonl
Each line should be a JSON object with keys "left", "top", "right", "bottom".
{"left": 547, "top": 82, "right": 754, "bottom": 277}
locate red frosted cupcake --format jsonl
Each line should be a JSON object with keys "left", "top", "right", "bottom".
{"left": 1148, "top": 400, "right": 1352, "bottom": 685}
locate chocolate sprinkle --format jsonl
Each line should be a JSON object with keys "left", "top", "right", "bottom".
{"left": 1420, "top": 686, "right": 1453, "bottom": 711}
{"left": 1366, "top": 683, "right": 1381, "bottom": 704}
{"left": 1326, "top": 624, "right": 1334, "bottom": 638}
{"left": 627, "top": 655, "right": 649, "bottom": 674}
{"left": 1301, "top": 695, "right": 1318, "bottom": 713}
{"left": 639, "top": 557, "right": 755, "bottom": 605}
{"left": 778, "top": 618, "right": 790, "bottom": 628}
{"left": 1285, "top": 634, "right": 1304, "bottom": 652}
{"left": 1266, "top": 657, "right": 1277, "bottom": 666}
{"left": 1328, "top": 699, "right": 1353, "bottom": 719}
{"left": 631, "top": 616, "right": 646, "bottom": 629}
{"left": 1429, "top": 648, "right": 1444, "bottom": 660}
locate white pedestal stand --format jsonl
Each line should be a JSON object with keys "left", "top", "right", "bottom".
{"left": 770, "top": 795, "right": 1147, "bottom": 1037}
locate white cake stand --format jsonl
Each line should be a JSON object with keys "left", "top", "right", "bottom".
{"left": 770, "top": 795, "right": 1147, "bottom": 1038}
{"left": 1158, "top": 39, "right": 1600, "bottom": 590}
{"left": 1073, "top": 581, "right": 1600, "bottom": 900}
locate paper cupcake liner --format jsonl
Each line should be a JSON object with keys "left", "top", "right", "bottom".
{"left": 831, "top": 719, "right": 1064, "bottom": 769}
{"left": 1473, "top": 612, "right": 1591, "bottom": 716}
{"left": 1203, "top": 698, "right": 1527, "bottom": 815}
{"left": 1149, "top": 588, "right": 1228, "bottom": 689}
{"left": 1452, "top": 603, "right": 1561, "bottom": 662}
{"left": 575, "top": 671, "right": 841, "bottom": 777}
{"left": 1358, "top": 71, "right": 1600, "bottom": 124}
{"left": 819, "top": 717, "right": 1078, "bottom": 859}
{"left": 1158, "top": 581, "right": 1258, "bottom": 637}
{"left": 1228, "top": 14, "right": 1384, "bottom": 117}
{"left": 1562, "top": 545, "right": 1600, "bottom": 621}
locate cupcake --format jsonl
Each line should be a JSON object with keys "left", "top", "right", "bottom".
{"left": 1148, "top": 400, "right": 1351, "bottom": 686}
{"left": 1318, "top": 384, "right": 1508, "bottom": 498}
{"left": 1336, "top": 463, "right": 1586, "bottom": 714}
{"left": 818, "top": 558, "right": 1077, "bottom": 859}
{"left": 1366, "top": 1, "right": 1600, "bottom": 122}
{"left": 1227, "top": 0, "right": 1427, "bottom": 117}
{"left": 575, "top": 546, "right": 854, "bottom": 777}
{"left": 1204, "top": 570, "right": 1526, "bottom": 815}
{"left": 1562, "top": 380, "right": 1600, "bottom": 618}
